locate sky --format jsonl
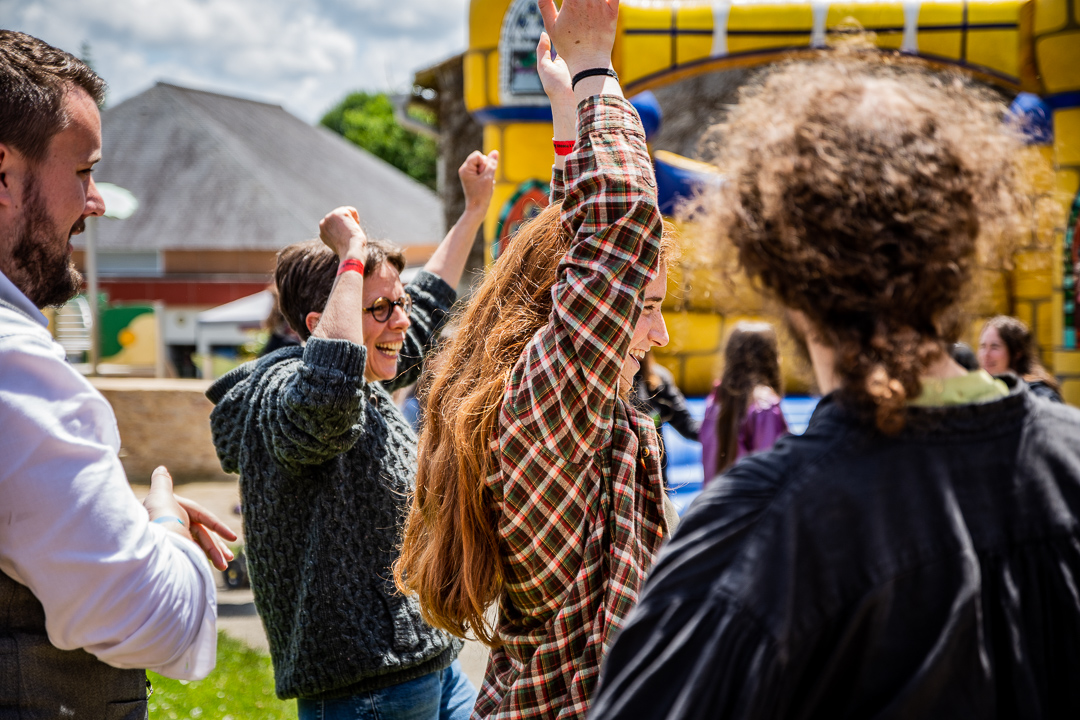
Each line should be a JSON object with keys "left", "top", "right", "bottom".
{"left": 1, "top": 0, "right": 471, "bottom": 123}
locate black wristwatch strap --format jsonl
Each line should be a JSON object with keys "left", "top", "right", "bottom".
{"left": 571, "top": 67, "right": 619, "bottom": 91}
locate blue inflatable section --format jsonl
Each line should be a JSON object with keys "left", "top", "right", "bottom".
{"left": 629, "top": 91, "right": 662, "bottom": 141}
{"left": 653, "top": 153, "right": 721, "bottom": 216}
{"left": 665, "top": 396, "right": 820, "bottom": 515}
{"left": 1009, "top": 92, "right": 1054, "bottom": 145}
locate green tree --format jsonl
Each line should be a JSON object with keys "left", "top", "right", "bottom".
{"left": 321, "top": 92, "right": 437, "bottom": 190}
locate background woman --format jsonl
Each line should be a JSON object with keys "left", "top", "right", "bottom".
{"left": 700, "top": 321, "right": 788, "bottom": 485}
{"left": 978, "top": 315, "right": 1063, "bottom": 402}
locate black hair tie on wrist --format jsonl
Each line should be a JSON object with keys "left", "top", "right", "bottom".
{"left": 571, "top": 68, "right": 619, "bottom": 91}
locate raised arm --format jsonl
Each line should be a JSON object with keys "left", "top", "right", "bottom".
{"left": 504, "top": 0, "right": 663, "bottom": 461}
{"left": 422, "top": 150, "right": 498, "bottom": 290}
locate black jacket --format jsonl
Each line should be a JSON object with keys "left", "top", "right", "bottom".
{"left": 592, "top": 378, "right": 1080, "bottom": 719}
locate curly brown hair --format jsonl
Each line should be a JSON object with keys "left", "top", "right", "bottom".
{"left": 713, "top": 322, "right": 783, "bottom": 474}
{"left": 710, "top": 53, "right": 1024, "bottom": 434}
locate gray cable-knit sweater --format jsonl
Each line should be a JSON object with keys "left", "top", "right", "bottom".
{"left": 206, "top": 270, "right": 461, "bottom": 700}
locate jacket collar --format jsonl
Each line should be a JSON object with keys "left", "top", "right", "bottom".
{"left": 809, "top": 374, "right": 1029, "bottom": 440}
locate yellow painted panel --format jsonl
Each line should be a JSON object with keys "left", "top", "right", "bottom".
{"left": 1051, "top": 228, "right": 1067, "bottom": 286}
{"left": 1032, "top": 0, "right": 1068, "bottom": 34}
{"left": 728, "top": 4, "right": 813, "bottom": 31}
{"left": 728, "top": 34, "right": 811, "bottom": 53}
{"left": 486, "top": 52, "right": 501, "bottom": 108}
{"left": 827, "top": 4, "right": 904, "bottom": 30}
{"left": 1014, "top": 250, "right": 1054, "bottom": 299}
{"left": 1054, "top": 350, "right": 1080, "bottom": 374}
{"left": 967, "top": 30, "right": 1020, "bottom": 78}
{"left": 1036, "top": 300, "right": 1055, "bottom": 348}
{"left": 660, "top": 312, "right": 724, "bottom": 355}
{"left": 622, "top": 36, "right": 673, "bottom": 84}
{"left": 1058, "top": 170, "right": 1080, "bottom": 198}
{"left": 682, "top": 354, "right": 723, "bottom": 396}
{"left": 502, "top": 123, "right": 555, "bottom": 184}
{"left": 1013, "top": 299, "right": 1034, "bottom": 327}
{"left": 622, "top": 4, "right": 672, "bottom": 30}
{"left": 1050, "top": 290, "right": 1064, "bottom": 347}
{"left": 677, "top": 5, "right": 714, "bottom": 30}
{"left": 1036, "top": 32, "right": 1080, "bottom": 94}
{"left": 1055, "top": 109, "right": 1080, "bottom": 166}
{"left": 470, "top": 0, "right": 510, "bottom": 50}
{"left": 968, "top": 1, "right": 1023, "bottom": 23}
{"left": 483, "top": 124, "right": 503, "bottom": 158}
{"left": 103, "top": 314, "right": 157, "bottom": 366}
{"left": 919, "top": 2, "right": 965, "bottom": 25}
{"left": 1062, "top": 379, "right": 1080, "bottom": 406}
{"left": 677, "top": 35, "right": 714, "bottom": 65}
{"left": 917, "top": 31, "right": 963, "bottom": 59}
{"left": 464, "top": 52, "right": 488, "bottom": 112}
{"left": 970, "top": 268, "right": 1010, "bottom": 315}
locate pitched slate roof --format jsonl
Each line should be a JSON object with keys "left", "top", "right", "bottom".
{"left": 84, "top": 82, "right": 443, "bottom": 252}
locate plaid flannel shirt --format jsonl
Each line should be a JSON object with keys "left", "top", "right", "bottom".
{"left": 476, "top": 95, "right": 668, "bottom": 720}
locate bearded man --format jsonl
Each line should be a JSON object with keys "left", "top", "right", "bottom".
{"left": 0, "top": 30, "right": 235, "bottom": 717}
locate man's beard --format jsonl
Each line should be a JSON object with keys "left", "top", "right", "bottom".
{"left": 7, "top": 174, "right": 84, "bottom": 309}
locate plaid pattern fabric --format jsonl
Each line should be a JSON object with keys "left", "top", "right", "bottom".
{"left": 476, "top": 96, "right": 668, "bottom": 720}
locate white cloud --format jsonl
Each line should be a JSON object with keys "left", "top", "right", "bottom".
{"left": 1, "top": 0, "right": 469, "bottom": 122}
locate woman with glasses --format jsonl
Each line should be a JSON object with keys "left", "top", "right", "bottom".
{"left": 205, "top": 150, "right": 498, "bottom": 720}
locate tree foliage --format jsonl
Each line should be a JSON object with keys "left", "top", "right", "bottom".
{"left": 321, "top": 92, "right": 437, "bottom": 190}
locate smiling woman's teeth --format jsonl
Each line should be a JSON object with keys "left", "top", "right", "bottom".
{"left": 629, "top": 349, "right": 645, "bottom": 361}
{"left": 375, "top": 342, "right": 402, "bottom": 357}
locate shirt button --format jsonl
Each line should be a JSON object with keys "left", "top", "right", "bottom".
{"left": 641, "top": 447, "right": 650, "bottom": 458}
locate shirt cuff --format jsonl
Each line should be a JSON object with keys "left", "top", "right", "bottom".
{"left": 147, "top": 532, "right": 218, "bottom": 680}
{"left": 576, "top": 95, "right": 646, "bottom": 139}
{"left": 303, "top": 337, "right": 367, "bottom": 378}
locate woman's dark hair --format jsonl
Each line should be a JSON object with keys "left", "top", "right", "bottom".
{"left": 713, "top": 322, "right": 782, "bottom": 474}
{"left": 710, "top": 52, "right": 1024, "bottom": 434}
{"left": 983, "top": 315, "right": 1060, "bottom": 392}
{"left": 275, "top": 237, "right": 406, "bottom": 341}
{"left": 0, "top": 30, "right": 106, "bottom": 163}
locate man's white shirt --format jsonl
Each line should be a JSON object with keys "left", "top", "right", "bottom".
{"left": 0, "top": 270, "right": 217, "bottom": 679}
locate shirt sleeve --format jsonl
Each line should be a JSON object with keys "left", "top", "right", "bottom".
{"left": 0, "top": 332, "right": 216, "bottom": 680}
{"left": 503, "top": 96, "right": 663, "bottom": 463}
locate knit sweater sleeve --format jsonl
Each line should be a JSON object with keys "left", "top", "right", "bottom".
{"left": 387, "top": 269, "right": 457, "bottom": 393}
{"left": 215, "top": 338, "right": 369, "bottom": 475}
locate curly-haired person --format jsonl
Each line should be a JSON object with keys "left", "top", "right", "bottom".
{"left": 591, "top": 56, "right": 1080, "bottom": 719}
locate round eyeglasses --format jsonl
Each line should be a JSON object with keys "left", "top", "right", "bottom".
{"left": 363, "top": 294, "right": 413, "bottom": 323}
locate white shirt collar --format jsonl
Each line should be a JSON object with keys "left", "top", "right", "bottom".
{"left": 0, "top": 269, "right": 50, "bottom": 328}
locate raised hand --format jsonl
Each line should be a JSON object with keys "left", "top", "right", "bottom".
{"left": 537, "top": 0, "right": 620, "bottom": 76}
{"left": 459, "top": 150, "right": 499, "bottom": 215}
{"left": 537, "top": 32, "right": 574, "bottom": 122}
{"left": 319, "top": 206, "right": 366, "bottom": 258}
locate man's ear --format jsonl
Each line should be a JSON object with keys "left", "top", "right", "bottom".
{"left": 0, "top": 144, "right": 15, "bottom": 209}
{"left": 305, "top": 311, "right": 321, "bottom": 335}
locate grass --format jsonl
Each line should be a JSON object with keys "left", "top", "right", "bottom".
{"left": 147, "top": 632, "right": 297, "bottom": 719}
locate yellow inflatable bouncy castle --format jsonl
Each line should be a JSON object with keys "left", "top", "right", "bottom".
{"left": 465, "top": 0, "right": 1080, "bottom": 402}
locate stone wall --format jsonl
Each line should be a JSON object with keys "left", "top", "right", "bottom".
{"left": 90, "top": 377, "right": 231, "bottom": 484}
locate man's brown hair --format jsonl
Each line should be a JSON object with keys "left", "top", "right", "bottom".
{"left": 0, "top": 30, "right": 106, "bottom": 163}
{"left": 274, "top": 238, "right": 406, "bottom": 341}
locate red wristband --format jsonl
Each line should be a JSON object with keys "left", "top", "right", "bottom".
{"left": 553, "top": 139, "right": 575, "bottom": 156}
{"left": 337, "top": 258, "right": 365, "bottom": 277}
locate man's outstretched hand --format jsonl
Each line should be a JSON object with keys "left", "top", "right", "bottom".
{"left": 144, "top": 466, "right": 238, "bottom": 571}
{"left": 537, "top": 0, "right": 619, "bottom": 76}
